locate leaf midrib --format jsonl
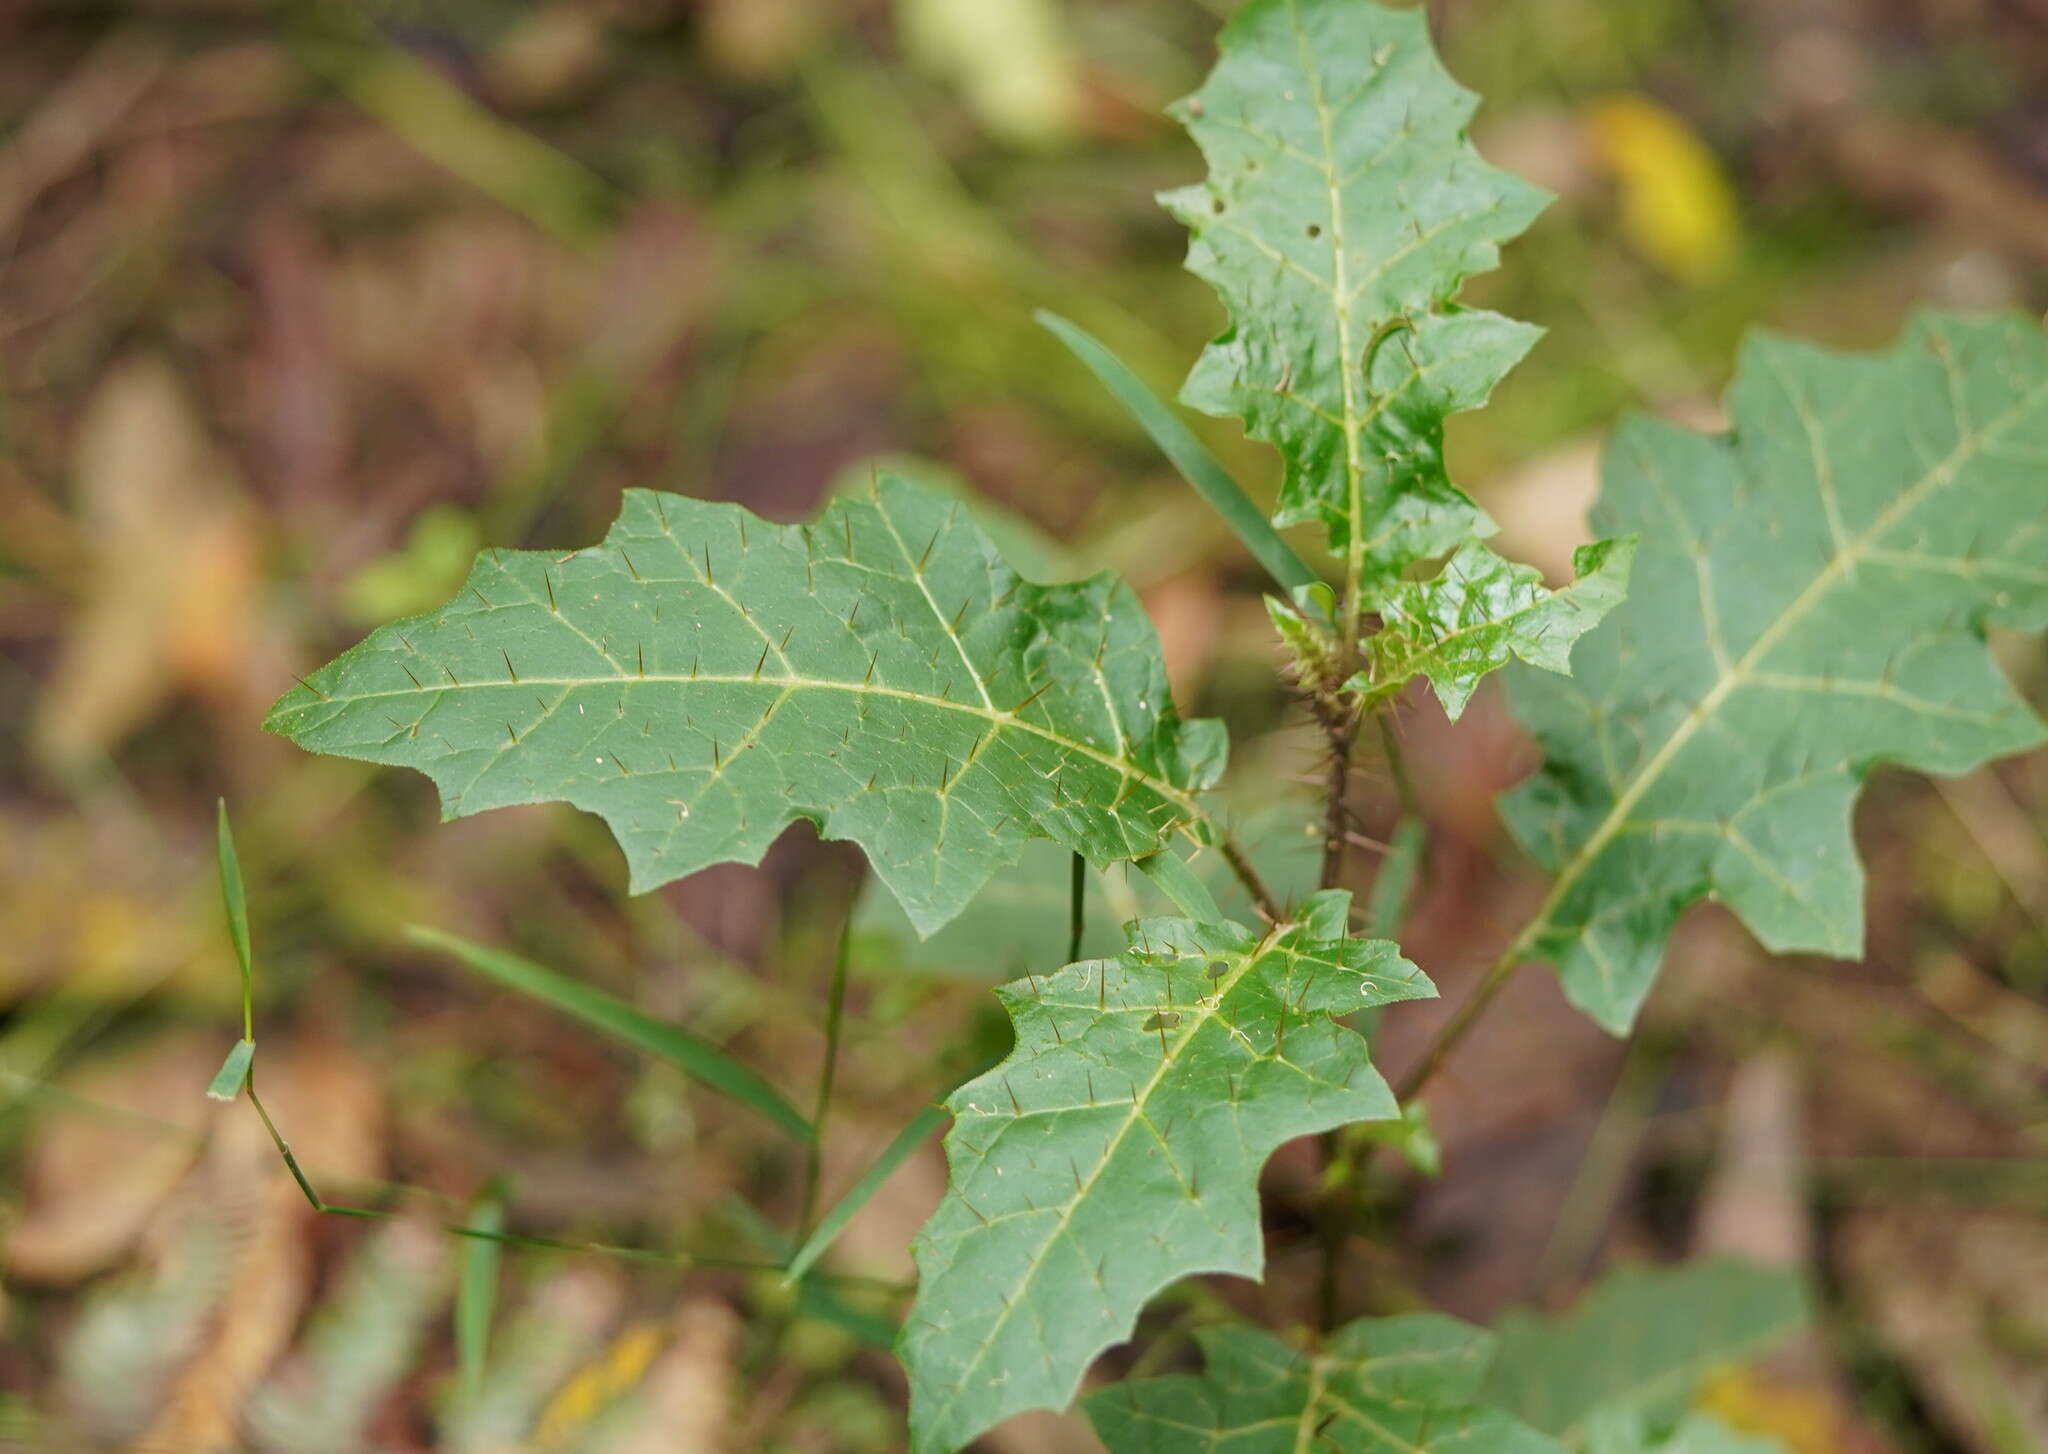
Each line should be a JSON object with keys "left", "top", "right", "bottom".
{"left": 923, "top": 922, "right": 1287, "bottom": 1439}
{"left": 1281, "top": 0, "right": 1370, "bottom": 645}
{"left": 1514, "top": 372, "right": 2048, "bottom": 965}
{"left": 272, "top": 669, "right": 1199, "bottom": 814}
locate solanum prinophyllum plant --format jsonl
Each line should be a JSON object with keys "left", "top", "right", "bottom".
{"left": 248, "top": 0, "right": 2048, "bottom": 1448}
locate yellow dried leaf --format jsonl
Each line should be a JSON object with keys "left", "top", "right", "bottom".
{"left": 1587, "top": 94, "right": 1739, "bottom": 283}
{"left": 899, "top": 0, "right": 1082, "bottom": 148}
{"left": 1696, "top": 1367, "right": 1848, "bottom": 1454}
{"left": 534, "top": 1319, "right": 665, "bottom": 1445}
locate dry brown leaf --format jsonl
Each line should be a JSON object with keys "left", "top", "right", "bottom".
{"left": 0, "top": 811, "right": 202, "bottom": 1005}
{"left": 1695, "top": 1053, "right": 1811, "bottom": 1269}
{"left": 1693, "top": 1054, "right": 1895, "bottom": 1454}
{"left": 31, "top": 357, "right": 261, "bottom": 776}
{"left": 702, "top": 0, "right": 830, "bottom": 83}
{"left": 128, "top": 1137, "right": 311, "bottom": 1454}
{"left": 126, "top": 1039, "right": 385, "bottom": 1453}
{"left": 488, "top": 3, "right": 612, "bottom": 106}
{"left": 0, "top": 30, "right": 167, "bottom": 236}
{"left": 574, "top": 1300, "right": 741, "bottom": 1454}
{"left": 4, "top": 1034, "right": 211, "bottom": 1284}
{"left": 1138, "top": 569, "right": 1223, "bottom": 706}
{"left": 451, "top": 1263, "right": 627, "bottom": 1454}
{"left": 1845, "top": 1211, "right": 2048, "bottom": 1453}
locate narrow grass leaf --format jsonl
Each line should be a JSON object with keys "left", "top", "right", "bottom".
{"left": 205, "top": 1038, "right": 254, "bottom": 1102}
{"left": 407, "top": 925, "right": 811, "bottom": 1141}
{"left": 785, "top": 1104, "right": 949, "bottom": 1286}
{"left": 215, "top": 799, "right": 253, "bottom": 1036}
{"left": 456, "top": 1184, "right": 506, "bottom": 1410}
{"left": 1036, "top": 309, "right": 1317, "bottom": 597}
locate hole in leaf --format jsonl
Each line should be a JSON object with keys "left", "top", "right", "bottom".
{"left": 1143, "top": 1012, "right": 1181, "bottom": 1031}
{"left": 1307, "top": 224, "right": 1322, "bottom": 238}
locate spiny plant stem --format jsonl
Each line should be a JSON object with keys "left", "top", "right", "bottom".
{"left": 798, "top": 920, "right": 853, "bottom": 1238}
{"left": 1313, "top": 697, "right": 1423, "bottom": 1327}
{"left": 1310, "top": 684, "right": 1369, "bottom": 1329}
{"left": 1214, "top": 831, "right": 1283, "bottom": 923}
{"left": 1318, "top": 711, "right": 1356, "bottom": 893}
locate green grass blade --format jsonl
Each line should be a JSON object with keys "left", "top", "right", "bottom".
{"left": 205, "top": 1038, "right": 255, "bottom": 1102}
{"left": 1133, "top": 849, "right": 1223, "bottom": 923}
{"left": 407, "top": 925, "right": 812, "bottom": 1142}
{"left": 1035, "top": 309, "right": 1317, "bottom": 596}
{"left": 455, "top": 1183, "right": 505, "bottom": 1410}
{"left": 216, "top": 799, "right": 254, "bottom": 1039}
{"left": 783, "top": 1104, "right": 948, "bottom": 1286}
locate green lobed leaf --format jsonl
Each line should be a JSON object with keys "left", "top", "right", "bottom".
{"left": 901, "top": 890, "right": 1434, "bottom": 1451}
{"left": 1162, "top": 0, "right": 1548, "bottom": 577}
{"left": 268, "top": 473, "right": 1225, "bottom": 936}
{"left": 1481, "top": 1259, "right": 1808, "bottom": 1437}
{"left": 1500, "top": 311, "right": 2048, "bottom": 1032}
{"left": 1347, "top": 538, "right": 1636, "bottom": 720}
{"left": 1085, "top": 1314, "right": 1562, "bottom": 1453}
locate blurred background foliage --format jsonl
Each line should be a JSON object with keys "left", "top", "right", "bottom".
{"left": 0, "top": 0, "right": 2045, "bottom": 1449}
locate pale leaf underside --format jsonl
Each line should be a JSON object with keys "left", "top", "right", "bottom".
{"left": 1501, "top": 312, "right": 2048, "bottom": 1032}
{"left": 902, "top": 893, "right": 1433, "bottom": 1452}
{"left": 267, "top": 474, "right": 1224, "bottom": 935}
{"left": 1085, "top": 1314, "right": 1560, "bottom": 1453}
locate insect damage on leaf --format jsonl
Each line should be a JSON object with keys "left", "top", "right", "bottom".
{"left": 900, "top": 890, "right": 1433, "bottom": 1452}
{"left": 266, "top": 473, "right": 1226, "bottom": 936}
{"left": 1165, "top": 0, "right": 1629, "bottom": 713}
{"left": 1501, "top": 311, "right": 2048, "bottom": 1033}
{"left": 1162, "top": 0, "right": 1546, "bottom": 578}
